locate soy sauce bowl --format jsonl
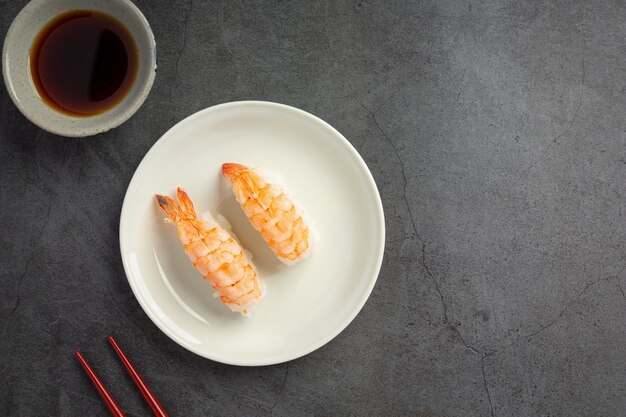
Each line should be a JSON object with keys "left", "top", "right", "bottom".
{"left": 2, "top": 0, "right": 156, "bottom": 137}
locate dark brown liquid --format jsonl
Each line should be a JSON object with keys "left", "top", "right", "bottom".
{"left": 30, "top": 10, "right": 138, "bottom": 117}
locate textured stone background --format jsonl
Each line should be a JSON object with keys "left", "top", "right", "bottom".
{"left": 1, "top": 1, "right": 625, "bottom": 416}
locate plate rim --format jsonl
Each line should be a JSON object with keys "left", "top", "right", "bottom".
{"left": 119, "top": 100, "right": 385, "bottom": 366}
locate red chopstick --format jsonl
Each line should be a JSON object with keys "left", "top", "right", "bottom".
{"left": 107, "top": 335, "right": 170, "bottom": 417}
{"left": 75, "top": 351, "right": 127, "bottom": 417}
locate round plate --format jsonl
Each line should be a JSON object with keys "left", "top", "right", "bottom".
{"left": 120, "top": 101, "right": 385, "bottom": 365}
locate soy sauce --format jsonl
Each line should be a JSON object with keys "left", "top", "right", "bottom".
{"left": 30, "top": 10, "right": 138, "bottom": 116}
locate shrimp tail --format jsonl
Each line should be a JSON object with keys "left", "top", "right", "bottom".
{"left": 222, "top": 163, "right": 257, "bottom": 195}
{"left": 155, "top": 194, "right": 181, "bottom": 222}
{"left": 222, "top": 163, "right": 247, "bottom": 179}
{"left": 176, "top": 187, "right": 197, "bottom": 219}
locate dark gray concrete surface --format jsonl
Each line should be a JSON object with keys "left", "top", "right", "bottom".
{"left": 2, "top": 0, "right": 625, "bottom": 416}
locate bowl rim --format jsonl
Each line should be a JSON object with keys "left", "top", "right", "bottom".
{"left": 1, "top": 0, "right": 157, "bottom": 137}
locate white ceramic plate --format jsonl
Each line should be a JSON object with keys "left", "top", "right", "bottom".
{"left": 120, "top": 101, "right": 385, "bottom": 365}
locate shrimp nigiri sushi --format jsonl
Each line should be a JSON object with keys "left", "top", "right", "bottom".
{"left": 156, "top": 187, "right": 264, "bottom": 315}
{"left": 222, "top": 163, "right": 316, "bottom": 265}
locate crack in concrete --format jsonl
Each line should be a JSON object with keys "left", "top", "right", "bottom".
{"left": 376, "top": 111, "right": 495, "bottom": 416}
{"left": 481, "top": 357, "right": 495, "bottom": 417}
{"left": 369, "top": 99, "right": 485, "bottom": 358}
{"left": 475, "top": 274, "right": 622, "bottom": 417}
{"left": 268, "top": 363, "right": 289, "bottom": 416}
{"left": 425, "top": 9, "right": 532, "bottom": 22}
{"left": 5, "top": 201, "right": 52, "bottom": 318}
{"left": 512, "top": 40, "right": 585, "bottom": 184}
{"left": 170, "top": 0, "right": 194, "bottom": 120}
{"left": 477, "top": 274, "right": 622, "bottom": 417}
{"left": 344, "top": 81, "right": 495, "bottom": 417}
{"left": 487, "top": 275, "right": 619, "bottom": 357}
{"left": 617, "top": 280, "right": 626, "bottom": 303}
{"left": 385, "top": 235, "right": 416, "bottom": 244}
{"left": 341, "top": 27, "right": 600, "bottom": 417}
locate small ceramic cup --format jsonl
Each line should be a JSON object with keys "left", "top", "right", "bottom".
{"left": 2, "top": 0, "right": 156, "bottom": 137}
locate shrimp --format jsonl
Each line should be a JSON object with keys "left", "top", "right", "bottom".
{"left": 222, "top": 163, "right": 315, "bottom": 265}
{"left": 155, "top": 188, "right": 263, "bottom": 315}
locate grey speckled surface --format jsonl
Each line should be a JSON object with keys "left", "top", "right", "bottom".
{"left": 1, "top": 1, "right": 625, "bottom": 416}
